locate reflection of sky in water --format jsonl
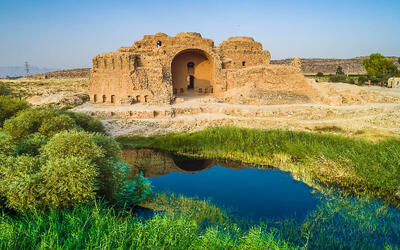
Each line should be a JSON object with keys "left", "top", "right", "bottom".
{"left": 149, "top": 165, "right": 319, "bottom": 221}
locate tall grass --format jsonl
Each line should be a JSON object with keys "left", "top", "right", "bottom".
{"left": 118, "top": 127, "right": 400, "bottom": 208}
{"left": 0, "top": 202, "right": 292, "bottom": 249}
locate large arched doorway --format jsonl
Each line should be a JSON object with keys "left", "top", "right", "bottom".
{"left": 171, "top": 49, "right": 213, "bottom": 96}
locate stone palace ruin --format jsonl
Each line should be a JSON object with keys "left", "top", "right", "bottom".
{"left": 89, "top": 32, "right": 313, "bottom": 105}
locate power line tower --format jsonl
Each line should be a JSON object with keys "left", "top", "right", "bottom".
{"left": 24, "top": 61, "right": 30, "bottom": 76}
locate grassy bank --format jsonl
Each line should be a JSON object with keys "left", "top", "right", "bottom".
{"left": 118, "top": 127, "right": 400, "bottom": 208}
{"left": 0, "top": 202, "right": 292, "bottom": 249}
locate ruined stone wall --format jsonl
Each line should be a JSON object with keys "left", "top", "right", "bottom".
{"left": 89, "top": 32, "right": 306, "bottom": 105}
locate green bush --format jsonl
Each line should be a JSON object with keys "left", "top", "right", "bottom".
{"left": 0, "top": 83, "right": 12, "bottom": 96}
{"left": 329, "top": 74, "right": 347, "bottom": 82}
{"left": 347, "top": 78, "right": 355, "bottom": 84}
{"left": 16, "top": 133, "right": 48, "bottom": 156}
{"left": 0, "top": 132, "right": 16, "bottom": 155}
{"left": 38, "top": 114, "right": 76, "bottom": 137}
{"left": 0, "top": 155, "right": 42, "bottom": 211}
{"left": 358, "top": 75, "right": 368, "bottom": 85}
{"left": 316, "top": 72, "right": 324, "bottom": 77}
{"left": 117, "top": 165, "right": 152, "bottom": 206}
{"left": 0, "top": 96, "right": 30, "bottom": 126}
{"left": 3, "top": 109, "right": 105, "bottom": 141}
{"left": 64, "top": 111, "right": 106, "bottom": 134}
{"left": 40, "top": 157, "right": 98, "bottom": 208}
{"left": 40, "top": 130, "right": 103, "bottom": 160}
{"left": 336, "top": 66, "right": 344, "bottom": 75}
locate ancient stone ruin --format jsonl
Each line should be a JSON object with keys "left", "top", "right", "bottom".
{"left": 89, "top": 32, "right": 313, "bottom": 105}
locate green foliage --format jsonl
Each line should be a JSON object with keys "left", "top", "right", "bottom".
{"left": 40, "top": 130, "right": 103, "bottom": 160}
{"left": 0, "top": 203, "right": 292, "bottom": 249}
{"left": 0, "top": 132, "right": 16, "bottom": 155}
{"left": 118, "top": 127, "right": 400, "bottom": 207}
{"left": 0, "top": 155, "right": 42, "bottom": 211}
{"left": 3, "top": 109, "right": 72, "bottom": 140}
{"left": 0, "top": 96, "right": 30, "bottom": 126}
{"left": 362, "top": 53, "right": 399, "bottom": 78}
{"left": 3, "top": 109, "right": 104, "bottom": 140}
{"left": 316, "top": 72, "right": 323, "bottom": 77}
{"left": 358, "top": 75, "right": 368, "bottom": 84}
{"left": 118, "top": 169, "right": 153, "bottom": 207}
{"left": 40, "top": 157, "right": 97, "bottom": 208}
{"left": 0, "top": 83, "right": 12, "bottom": 96}
{"left": 16, "top": 133, "right": 48, "bottom": 156}
{"left": 347, "top": 78, "right": 355, "bottom": 84}
{"left": 64, "top": 111, "right": 106, "bottom": 134}
{"left": 328, "top": 74, "right": 347, "bottom": 82}
{"left": 336, "top": 66, "right": 344, "bottom": 75}
{"left": 37, "top": 114, "right": 76, "bottom": 137}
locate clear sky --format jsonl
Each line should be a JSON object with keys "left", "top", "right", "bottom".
{"left": 1, "top": 0, "right": 399, "bottom": 69}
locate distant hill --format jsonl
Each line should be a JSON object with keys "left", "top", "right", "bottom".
{"left": 28, "top": 68, "right": 90, "bottom": 79}
{"left": 0, "top": 66, "right": 59, "bottom": 78}
{"left": 271, "top": 56, "right": 400, "bottom": 75}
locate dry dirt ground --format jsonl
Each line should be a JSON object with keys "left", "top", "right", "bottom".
{"left": 72, "top": 83, "right": 400, "bottom": 140}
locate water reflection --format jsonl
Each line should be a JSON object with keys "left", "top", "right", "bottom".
{"left": 122, "top": 149, "right": 319, "bottom": 220}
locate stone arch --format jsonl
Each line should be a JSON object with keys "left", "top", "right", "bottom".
{"left": 171, "top": 49, "right": 214, "bottom": 96}
{"left": 111, "top": 95, "right": 115, "bottom": 103}
{"left": 93, "top": 94, "right": 97, "bottom": 103}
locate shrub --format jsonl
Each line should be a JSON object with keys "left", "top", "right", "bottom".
{"left": 3, "top": 109, "right": 63, "bottom": 140}
{"left": 39, "top": 157, "right": 98, "bottom": 208}
{"left": 117, "top": 165, "right": 153, "bottom": 207}
{"left": 0, "top": 132, "right": 15, "bottom": 155}
{"left": 358, "top": 75, "right": 368, "bottom": 85}
{"left": 16, "top": 133, "right": 48, "bottom": 156}
{"left": 347, "top": 78, "right": 355, "bottom": 84}
{"left": 0, "top": 83, "right": 12, "bottom": 96}
{"left": 329, "top": 74, "right": 347, "bottom": 83}
{"left": 64, "top": 111, "right": 106, "bottom": 134}
{"left": 336, "top": 66, "right": 344, "bottom": 75}
{"left": 316, "top": 72, "right": 324, "bottom": 77}
{"left": 40, "top": 130, "right": 103, "bottom": 160}
{"left": 38, "top": 114, "right": 76, "bottom": 137}
{"left": 0, "top": 96, "right": 30, "bottom": 126}
{"left": 0, "top": 155, "right": 42, "bottom": 211}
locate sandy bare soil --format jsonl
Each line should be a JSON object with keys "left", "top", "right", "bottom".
{"left": 72, "top": 85, "right": 400, "bottom": 140}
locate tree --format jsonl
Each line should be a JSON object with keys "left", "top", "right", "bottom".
{"left": 362, "top": 53, "right": 399, "bottom": 78}
{"left": 336, "top": 66, "right": 344, "bottom": 75}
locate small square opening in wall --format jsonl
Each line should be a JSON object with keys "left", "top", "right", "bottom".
{"left": 157, "top": 41, "right": 162, "bottom": 47}
{"left": 242, "top": 61, "right": 246, "bottom": 67}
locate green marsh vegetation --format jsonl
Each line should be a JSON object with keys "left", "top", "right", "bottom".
{"left": 118, "top": 126, "right": 400, "bottom": 208}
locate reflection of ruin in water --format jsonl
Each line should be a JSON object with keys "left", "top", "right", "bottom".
{"left": 121, "top": 148, "right": 249, "bottom": 178}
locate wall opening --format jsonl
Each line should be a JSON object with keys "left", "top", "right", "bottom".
{"left": 242, "top": 61, "right": 246, "bottom": 67}
{"left": 157, "top": 41, "right": 162, "bottom": 47}
{"left": 171, "top": 49, "right": 213, "bottom": 96}
{"left": 144, "top": 95, "right": 149, "bottom": 103}
{"left": 93, "top": 94, "right": 97, "bottom": 103}
{"left": 102, "top": 95, "right": 106, "bottom": 103}
{"left": 111, "top": 95, "right": 115, "bottom": 103}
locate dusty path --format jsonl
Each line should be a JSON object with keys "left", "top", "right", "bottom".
{"left": 72, "top": 84, "right": 400, "bottom": 139}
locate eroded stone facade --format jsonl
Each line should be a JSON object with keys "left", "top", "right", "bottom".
{"left": 90, "top": 32, "right": 306, "bottom": 105}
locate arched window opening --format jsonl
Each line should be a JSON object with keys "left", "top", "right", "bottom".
{"left": 136, "top": 95, "right": 140, "bottom": 103}
{"left": 112, "top": 58, "right": 115, "bottom": 70}
{"left": 144, "top": 95, "right": 149, "bottom": 103}
{"left": 111, "top": 95, "right": 115, "bottom": 103}
{"left": 157, "top": 41, "right": 162, "bottom": 48}
{"left": 187, "top": 62, "right": 195, "bottom": 68}
{"left": 102, "top": 95, "right": 106, "bottom": 103}
{"left": 93, "top": 94, "right": 97, "bottom": 103}
{"left": 242, "top": 61, "right": 246, "bottom": 67}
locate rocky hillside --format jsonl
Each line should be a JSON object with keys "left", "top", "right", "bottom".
{"left": 28, "top": 68, "right": 90, "bottom": 79}
{"left": 271, "top": 57, "right": 400, "bottom": 75}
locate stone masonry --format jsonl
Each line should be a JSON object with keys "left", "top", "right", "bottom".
{"left": 89, "top": 32, "right": 308, "bottom": 105}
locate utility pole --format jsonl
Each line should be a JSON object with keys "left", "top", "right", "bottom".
{"left": 24, "top": 61, "right": 30, "bottom": 76}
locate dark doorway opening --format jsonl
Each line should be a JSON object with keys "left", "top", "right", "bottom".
{"left": 188, "top": 75, "right": 194, "bottom": 89}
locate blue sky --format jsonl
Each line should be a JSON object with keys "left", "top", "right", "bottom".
{"left": 1, "top": 0, "right": 399, "bottom": 68}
